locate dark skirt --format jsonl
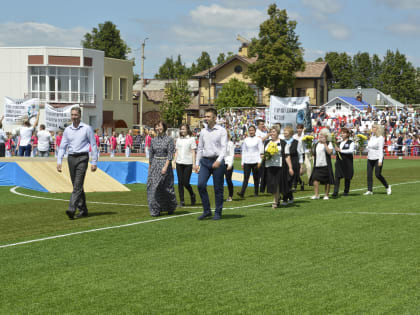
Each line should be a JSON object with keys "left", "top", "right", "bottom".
{"left": 335, "top": 154, "right": 354, "bottom": 179}
{"left": 309, "top": 166, "right": 334, "bottom": 185}
{"left": 265, "top": 166, "right": 290, "bottom": 195}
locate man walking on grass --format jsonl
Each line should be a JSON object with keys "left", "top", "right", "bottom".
{"left": 57, "top": 107, "right": 98, "bottom": 220}
{"left": 194, "top": 108, "right": 227, "bottom": 220}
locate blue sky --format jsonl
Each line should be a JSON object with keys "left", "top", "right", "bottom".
{"left": 1, "top": 0, "right": 419, "bottom": 78}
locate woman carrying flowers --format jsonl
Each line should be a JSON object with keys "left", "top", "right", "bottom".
{"left": 332, "top": 128, "right": 354, "bottom": 197}
{"left": 264, "top": 124, "right": 293, "bottom": 208}
{"left": 309, "top": 128, "right": 334, "bottom": 200}
{"left": 364, "top": 124, "right": 391, "bottom": 195}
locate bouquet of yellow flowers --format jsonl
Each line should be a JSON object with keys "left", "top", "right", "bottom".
{"left": 330, "top": 132, "right": 342, "bottom": 160}
{"left": 356, "top": 134, "right": 368, "bottom": 156}
{"left": 263, "top": 141, "right": 279, "bottom": 161}
{"left": 302, "top": 135, "right": 314, "bottom": 156}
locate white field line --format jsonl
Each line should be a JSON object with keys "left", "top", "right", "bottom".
{"left": 342, "top": 212, "right": 420, "bottom": 216}
{"left": 2, "top": 180, "right": 420, "bottom": 249}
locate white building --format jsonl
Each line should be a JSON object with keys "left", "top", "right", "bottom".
{"left": 0, "top": 47, "right": 104, "bottom": 131}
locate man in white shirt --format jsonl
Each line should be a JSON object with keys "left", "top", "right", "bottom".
{"left": 194, "top": 108, "right": 228, "bottom": 220}
{"left": 19, "top": 112, "right": 39, "bottom": 157}
{"left": 37, "top": 124, "right": 52, "bottom": 157}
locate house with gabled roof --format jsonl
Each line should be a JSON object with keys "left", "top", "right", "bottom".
{"left": 191, "top": 39, "right": 333, "bottom": 116}
{"left": 322, "top": 96, "right": 375, "bottom": 116}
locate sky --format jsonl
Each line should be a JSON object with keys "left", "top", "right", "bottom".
{"left": 1, "top": 0, "right": 419, "bottom": 78}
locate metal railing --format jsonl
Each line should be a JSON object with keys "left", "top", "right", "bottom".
{"left": 28, "top": 91, "right": 95, "bottom": 104}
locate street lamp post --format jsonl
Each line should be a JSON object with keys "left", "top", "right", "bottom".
{"left": 139, "top": 37, "right": 148, "bottom": 133}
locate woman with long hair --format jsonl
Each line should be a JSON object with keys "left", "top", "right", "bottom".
{"left": 173, "top": 124, "right": 196, "bottom": 207}
{"left": 309, "top": 128, "right": 334, "bottom": 200}
{"left": 237, "top": 125, "right": 263, "bottom": 198}
{"left": 332, "top": 128, "right": 354, "bottom": 197}
{"left": 147, "top": 121, "right": 177, "bottom": 217}
{"left": 264, "top": 125, "right": 293, "bottom": 208}
{"left": 364, "top": 124, "right": 391, "bottom": 195}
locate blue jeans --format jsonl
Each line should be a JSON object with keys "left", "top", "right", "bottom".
{"left": 198, "top": 157, "right": 225, "bottom": 214}
{"left": 19, "top": 144, "right": 32, "bottom": 157}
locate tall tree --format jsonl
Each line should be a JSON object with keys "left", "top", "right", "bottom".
{"left": 82, "top": 21, "right": 130, "bottom": 59}
{"left": 214, "top": 78, "right": 257, "bottom": 110}
{"left": 371, "top": 54, "right": 382, "bottom": 90}
{"left": 160, "top": 79, "right": 191, "bottom": 127}
{"left": 352, "top": 52, "right": 372, "bottom": 88}
{"left": 155, "top": 55, "right": 190, "bottom": 79}
{"left": 247, "top": 4, "right": 305, "bottom": 96}
{"left": 195, "top": 51, "right": 213, "bottom": 73}
{"left": 216, "top": 52, "right": 234, "bottom": 65}
{"left": 324, "top": 52, "right": 353, "bottom": 89}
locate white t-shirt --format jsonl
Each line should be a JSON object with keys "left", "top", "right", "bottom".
{"left": 37, "top": 130, "right": 52, "bottom": 152}
{"left": 176, "top": 136, "right": 197, "bottom": 165}
{"left": 241, "top": 136, "right": 263, "bottom": 164}
{"left": 256, "top": 129, "right": 267, "bottom": 139}
{"left": 367, "top": 135, "right": 384, "bottom": 162}
{"left": 19, "top": 127, "right": 34, "bottom": 146}
{"left": 315, "top": 142, "right": 333, "bottom": 167}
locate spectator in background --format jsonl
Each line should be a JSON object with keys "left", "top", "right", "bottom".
{"left": 19, "top": 112, "right": 40, "bottom": 157}
{"left": 30, "top": 132, "right": 38, "bottom": 157}
{"left": 37, "top": 124, "right": 52, "bottom": 157}
{"left": 110, "top": 131, "right": 117, "bottom": 158}
{"left": 5, "top": 133, "right": 14, "bottom": 157}
{"left": 103, "top": 132, "right": 109, "bottom": 153}
{"left": 0, "top": 115, "right": 6, "bottom": 157}
{"left": 55, "top": 131, "right": 63, "bottom": 157}
{"left": 125, "top": 129, "right": 133, "bottom": 157}
{"left": 144, "top": 129, "right": 152, "bottom": 158}
{"left": 224, "top": 133, "right": 235, "bottom": 202}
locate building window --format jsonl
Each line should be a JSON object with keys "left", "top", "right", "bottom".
{"left": 105, "top": 77, "right": 112, "bottom": 100}
{"left": 234, "top": 65, "right": 243, "bottom": 74}
{"left": 120, "top": 78, "right": 127, "bottom": 101}
{"left": 296, "top": 88, "right": 306, "bottom": 97}
{"left": 249, "top": 84, "right": 263, "bottom": 105}
{"left": 29, "top": 66, "right": 92, "bottom": 103}
{"left": 336, "top": 102, "right": 342, "bottom": 110}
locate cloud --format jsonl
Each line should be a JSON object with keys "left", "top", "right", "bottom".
{"left": 304, "top": 49, "right": 326, "bottom": 61}
{"left": 0, "top": 22, "right": 87, "bottom": 47}
{"left": 301, "top": 0, "right": 342, "bottom": 19}
{"left": 323, "top": 23, "right": 351, "bottom": 40}
{"left": 387, "top": 23, "right": 420, "bottom": 36}
{"left": 376, "top": 0, "right": 420, "bottom": 9}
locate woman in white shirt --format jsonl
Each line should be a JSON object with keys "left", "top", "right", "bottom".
{"left": 224, "top": 133, "right": 235, "bottom": 201}
{"left": 309, "top": 128, "right": 334, "bottom": 200}
{"left": 237, "top": 125, "right": 263, "bottom": 198}
{"left": 364, "top": 124, "right": 391, "bottom": 195}
{"left": 18, "top": 112, "right": 39, "bottom": 157}
{"left": 264, "top": 125, "right": 293, "bottom": 208}
{"left": 173, "top": 124, "right": 197, "bottom": 206}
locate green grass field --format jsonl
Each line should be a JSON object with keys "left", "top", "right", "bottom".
{"left": 1, "top": 159, "right": 420, "bottom": 314}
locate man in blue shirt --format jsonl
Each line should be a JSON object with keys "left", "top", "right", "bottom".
{"left": 57, "top": 107, "right": 98, "bottom": 219}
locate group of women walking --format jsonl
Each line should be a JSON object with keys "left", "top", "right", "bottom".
{"left": 146, "top": 120, "right": 391, "bottom": 217}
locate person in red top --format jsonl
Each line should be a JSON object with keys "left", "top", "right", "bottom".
{"left": 110, "top": 131, "right": 117, "bottom": 157}
{"left": 125, "top": 129, "right": 133, "bottom": 157}
{"left": 31, "top": 133, "right": 38, "bottom": 157}
{"left": 5, "top": 133, "right": 14, "bottom": 157}
{"left": 94, "top": 129, "right": 101, "bottom": 159}
{"left": 144, "top": 129, "right": 151, "bottom": 158}
{"left": 55, "top": 131, "right": 63, "bottom": 157}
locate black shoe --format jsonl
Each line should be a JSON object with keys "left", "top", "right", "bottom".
{"left": 198, "top": 212, "right": 212, "bottom": 220}
{"left": 180, "top": 201, "right": 185, "bottom": 207}
{"left": 236, "top": 192, "right": 244, "bottom": 198}
{"left": 342, "top": 192, "right": 349, "bottom": 196}
{"left": 212, "top": 213, "right": 222, "bottom": 220}
{"left": 300, "top": 183, "right": 304, "bottom": 191}
{"left": 65, "top": 210, "right": 75, "bottom": 220}
{"left": 191, "top": 195, "right": 196, "bottom": 206}
{"left": 168, "top": 210, "right": 175, "bottom": 215}
{"left": 332, "top": 193, "right": 338, "bottom": 198}
{"left": 76, "top": 210, "right": 88, "bottom": 218}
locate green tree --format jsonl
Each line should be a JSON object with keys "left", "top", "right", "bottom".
{"left": 371, "top": 54, "right": 382, "bottom": 90}
{"left": 379, "top": 50, "right": 416, "bottom": 104}
{"left": 82, "top": 21, "right": 130, "bottom": 59}
{"left": 194, "top": 51, "right": 213, "bottom": 73}
{"left": 247, "top": 4, "right": 305, "bottom": 96}
{"left": 324, "top": 52, "right": 353, "bottom": 89}
{"left": 216, "top": 52, "right": 234, "bottom": 65}
{"left": 214, "top": 78, "right": 257, "bottom": 110}
{"left": 352, "top": 52, "right": 372, "bottom": 88}
{"left": 155, "top": 55, "right": 190, "bottom": 79}
{"left": 160, "top": 79, "right": 191, "bottom": 127}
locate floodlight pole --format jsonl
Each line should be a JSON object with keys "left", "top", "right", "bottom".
{"left": 139, "top": 37, "right": 148, "bottom": 133}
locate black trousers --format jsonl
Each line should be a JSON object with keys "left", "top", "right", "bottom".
{"left": 367, "top": 159, "right": 389, "bottom": 192}
{"left": 224, "top": 164, "right": 234, "bottom": 197}
{"left": 176, "top": 163, "right": 195, "bottom": 202}
{"left": 0, "top": 143, "right": 5, "bottom": 157}
{"left": 334, "top": 177, "right": 351, "bottom": 194}
{"left": 68, "top": 153, "right": 89, "bottom": 212}
{"left": 240, "top": 163, "right": 259, "bottom": 195}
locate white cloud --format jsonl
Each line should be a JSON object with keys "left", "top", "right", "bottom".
{"left": 304, "top": 49, "right": 326, "bottom": 61}
{"left": 323, "top": 23, "right": 351, "bottom": 40}
{"left": 0, "top": 22, "right": 87, "bottom": 47}
{"left": 387, "top": 23, "right": 420, "bottom": 36}
{"left": 377, "top": 0, "right": 420, "bottom": 9}
{"left": 190, "top": 4, "right": 265, "bottom": 29}
{"left": 301, "top": 0, "right": 342, "bottom": 19}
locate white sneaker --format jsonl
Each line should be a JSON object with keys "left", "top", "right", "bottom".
{"left": 323, "top": 196, "right": 329, "bottom": 200}
{"left": 226, "top": 197, "right": 232, "bottom": 202}
{"left": 311, "top": 195, "right": 320, "bottom": 200}
{"left": 387, "top": 186, "right": 392, "bottom": 195}
{"left": 281, "top": 201, "right": 288, "bottom": 206}
{"left": 364, "top": 191, "right": 373, "bottom": 195}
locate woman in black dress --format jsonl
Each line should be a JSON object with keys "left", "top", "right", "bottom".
{"left": 332, "top": 128, "right": 354, "bottom": 197}
{"left": 147, "top": 121, "right": 177, "bottom": 217}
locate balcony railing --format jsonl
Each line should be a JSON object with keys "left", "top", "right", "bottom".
{"left": 28, "top": 91, "right": 95, "bottom": 104}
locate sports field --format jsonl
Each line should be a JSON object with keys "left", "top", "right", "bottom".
{"left": 1, "top": 159, "right": 420, "bottom": 314}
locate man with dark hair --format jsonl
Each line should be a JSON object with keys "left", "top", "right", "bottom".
{"left": 37, "top": 124, "right": 52, "bottom": 157}
{"left": 194, "top": 108, "right": 227, "bottom": 220}
{"left": 57, "top": 107, "right": 98, "bottom": 220}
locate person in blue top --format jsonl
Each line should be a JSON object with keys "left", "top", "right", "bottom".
{"left": 57, "top": 107, "right": 98, "bottom": 220}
